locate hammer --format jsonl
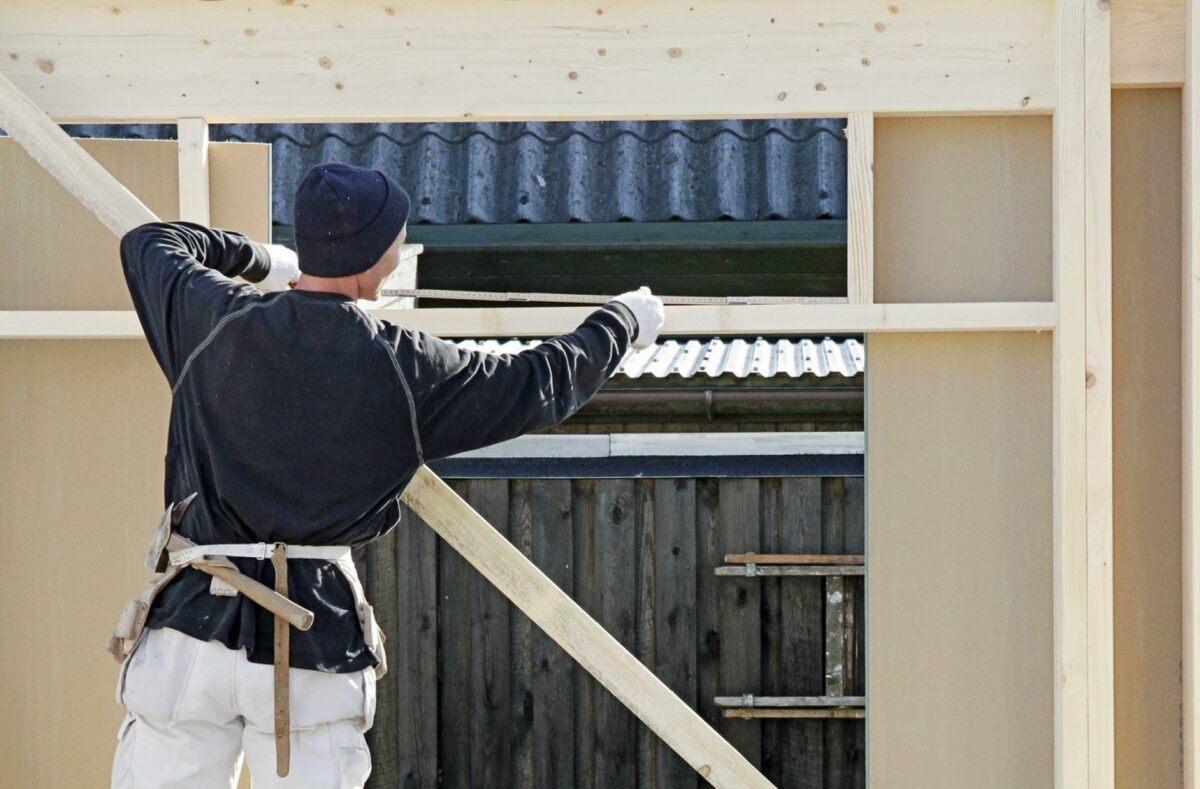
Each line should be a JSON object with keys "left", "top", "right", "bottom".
{"left": 145, "top": 495, "right": 314, "bottom": 632}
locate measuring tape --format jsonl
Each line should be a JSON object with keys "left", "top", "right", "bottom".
{"left": 378, "top": 287, "right": 845, "bottom": 306}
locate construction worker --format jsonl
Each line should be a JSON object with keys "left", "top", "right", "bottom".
{"left": 108, "top": 162, "right": 664, "bottom": 788}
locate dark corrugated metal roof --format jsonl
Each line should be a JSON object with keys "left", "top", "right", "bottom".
{"left": 60, "top": 120, "right": 846, "bottom": 226}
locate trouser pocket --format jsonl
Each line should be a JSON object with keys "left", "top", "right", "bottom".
{"left": 110, "top": 714, "right": 136, "bottom": 789}
{"left": 119, "top": 628, "right": 203, "bottom": 722}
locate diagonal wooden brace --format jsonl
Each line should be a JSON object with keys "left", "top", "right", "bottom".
{"left": 0, "top": 72, "right": 773, "bottom": 788}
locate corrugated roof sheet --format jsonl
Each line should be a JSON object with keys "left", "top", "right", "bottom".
{"left": 60, "top": 120, "right": 847, "bottom": 226}
{"left": 455, "top": 337, "right": 863, "bottom": 380}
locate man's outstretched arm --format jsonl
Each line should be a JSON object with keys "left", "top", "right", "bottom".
{"left": 392, "top": 290, "right": 664, "bottom": 463}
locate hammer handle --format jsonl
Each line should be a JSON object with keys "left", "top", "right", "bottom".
{"left": 194, "top": 563, "right": 315, "bottom": 631}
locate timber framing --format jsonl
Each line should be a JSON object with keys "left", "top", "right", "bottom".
{"left": 0, "top": 0, "right": 1126, "bottom": 785}
{"left": 0, "top": 302, "right": 1057, "bottom": 340}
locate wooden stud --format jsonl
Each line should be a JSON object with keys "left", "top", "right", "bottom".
{"left": 176, "top": 118, "right": 210, "bottom": 224}
{"left": 1186, "top": 0, "right": 1200, "bottom": 784}
{"left": 1053, "top": 1, "right": 1093, "bottom": 786}
{"left": 0, "top": 72, "right": 155, "bottom": 235}
{"left": 846, "top": 112, "right": 874, "bottom": 305}
{"left": 1085, "top": 1, "right": 1115, "bottom": 786}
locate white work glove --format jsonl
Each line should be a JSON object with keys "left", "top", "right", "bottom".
{"left": 254, "top": 244, "right": 301, "bottom": 292}
{"left": 612, "top": 286, "right": 665, "bottom": 350}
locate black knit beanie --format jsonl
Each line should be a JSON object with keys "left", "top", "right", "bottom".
{"left": 293, "top": 163, "right": 411, "bottom": 278}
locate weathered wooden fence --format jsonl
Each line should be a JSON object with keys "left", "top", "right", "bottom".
{"left": 357, "top": 475, "right": 864, "bottom": 788}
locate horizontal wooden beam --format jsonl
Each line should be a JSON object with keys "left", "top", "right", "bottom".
{"left": 0, "top": 302, "right": 1057, "bottom": 340}
{"left": 714, "top": 565, "right": 865, "bottom": 577}
{"left": 723, "top": 708, "right": 865, "bottom": 720}
{"left": 453, "top": 432, "right": 863, "bottom": 460}
{"left": 0, "top": 0, "right": 1053, "bottom": 121}
{"left": 724, "top": 553, "right": 864, "bottom": 565}
{"left": 714, "top": 695, "right": 866, "bottom": 708}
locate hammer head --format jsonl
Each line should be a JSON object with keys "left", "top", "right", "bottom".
{"left": 144, "top": 492, "right": 198, "bottom": 573}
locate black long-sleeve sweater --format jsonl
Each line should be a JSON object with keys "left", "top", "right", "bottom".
{"left": 121, "top": 221, "right": 636, "bottom": 673}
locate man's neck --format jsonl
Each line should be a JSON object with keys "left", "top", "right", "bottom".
{"left": 294, "top": 274, "right": 359, "bottom": 300}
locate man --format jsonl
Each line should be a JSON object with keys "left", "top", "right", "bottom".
{"left": 109, "top": 163, "right": 664, "bottom": 787}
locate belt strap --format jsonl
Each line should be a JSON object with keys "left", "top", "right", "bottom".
{"left": 168, "top": 542, "right": 350, "bottom": 566}
{"left": 270, "top": 542, "right": 291, "bottom": 778}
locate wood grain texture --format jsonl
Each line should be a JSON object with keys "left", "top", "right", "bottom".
{"left": 846, "top": 113, "right": 874, "bottom": 305}
{"left": 176, "top": 118, "right": 210, "bottom": 225}
{"left": 654, "top": 478, "right": 699, "bottom": 789}
{"left": 1054, "top": 1, "right": 1093, "bottom": 785}
{"left": 0, "top": 301, "right": 1060, "bottom": 340}
{"left": 1113, "top": 0, "right": 1184, "bottom": 87}
{"left": 1084, "top": 2, "right": 1115, "bottom": 786}
{"left": 0, "top": 0, "right": 1053, "bottom": 121}
{"left": 780, "top": 478, "right": 826, "bottom": 789}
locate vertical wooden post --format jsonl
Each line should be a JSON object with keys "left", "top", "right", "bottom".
{"left": 1084, "top": 0, "right": 1114, "bottom": 786}
{"left": 846, "top": 112, "right": 874, "bottom": 305}
{"left": 1053, "top": 0, "right": 1092, "bottom": 786}
{"left": 1185, "top": 1, "right": 1200, "bottom": 785}
{"left": 176, "top": 118, "right": 210, "bottom": 224}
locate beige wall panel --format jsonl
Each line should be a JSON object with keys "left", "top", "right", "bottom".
{"left": 210, "top": 143, "right": 273, "bottom": 241}
{"left": 874, "top": 117, "right": 1053, "bottom": 303}
{"left": 0, "top": 139, "right": 271, "bottom": 311}
{"left": 866, "top": 331, "right": 1053, "bottom": 787}
{"left": 1112, "top": 88, "right": 1183, "bottom": 789}
{"left": 0, "top": 138, "right": 269, "bottom": 785}
{"left": 0, "top": 342, "right": 170, "bottom": 787}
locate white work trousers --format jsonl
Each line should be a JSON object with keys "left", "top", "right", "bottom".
{"left": 111, "top": 627, "right": 376, "bottom": 788}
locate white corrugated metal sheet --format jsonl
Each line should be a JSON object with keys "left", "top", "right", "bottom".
{"left": 454, "top": 338, "right": 864, "bottom": 379}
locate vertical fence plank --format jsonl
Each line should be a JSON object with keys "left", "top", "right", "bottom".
{"left": 438, "top": 480, "right": 476, "bottom": 789}
{"left": 368, "top": 470, "right": 864, "bottom": 788}
{"left": 782, "top": 477, "right": 825, "bottom": 789}
{"left": 509, "top": 480, "right": 535, "bottom": 789}
{"left": 592, "top": 479, "right": 638, "bottom": 787}
{"left": 697, "top": 477, "right": 722, "bottom": 745}
{"left": 365, "top": 501, "right": 438, "bottom": 788}
{"left": 655, "top": 478, "right": 698, "bottom": 789}
{"left": 844, "top": 476, "right": 867, "bottom": 789}
{"left": 573, "top": 479, "right": 597, "bottom": 789}
{"left": 636, "top": 479, "right": 657, "bottom": 788}
{"left": 822, "top": 477, "right": 851, "bottom": 789}
{"left": 468, "top": 480, "right": 513, "bottom": 788}
{"left": 718, "top": 478, "right": 763, "bottom": 768}
{"left": 759, "top": 479, "right": 785, "bottom": 786}
{"left": 531, "top": 479, "right": 575, "bottom": 788}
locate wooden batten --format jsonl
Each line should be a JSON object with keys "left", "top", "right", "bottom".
{"left": 176, "top": 118, "right": 210, "bottom": 225}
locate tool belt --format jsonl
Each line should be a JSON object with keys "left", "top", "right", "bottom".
{"left": 108, "top": 499, "right": 387, "bottom": 778}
